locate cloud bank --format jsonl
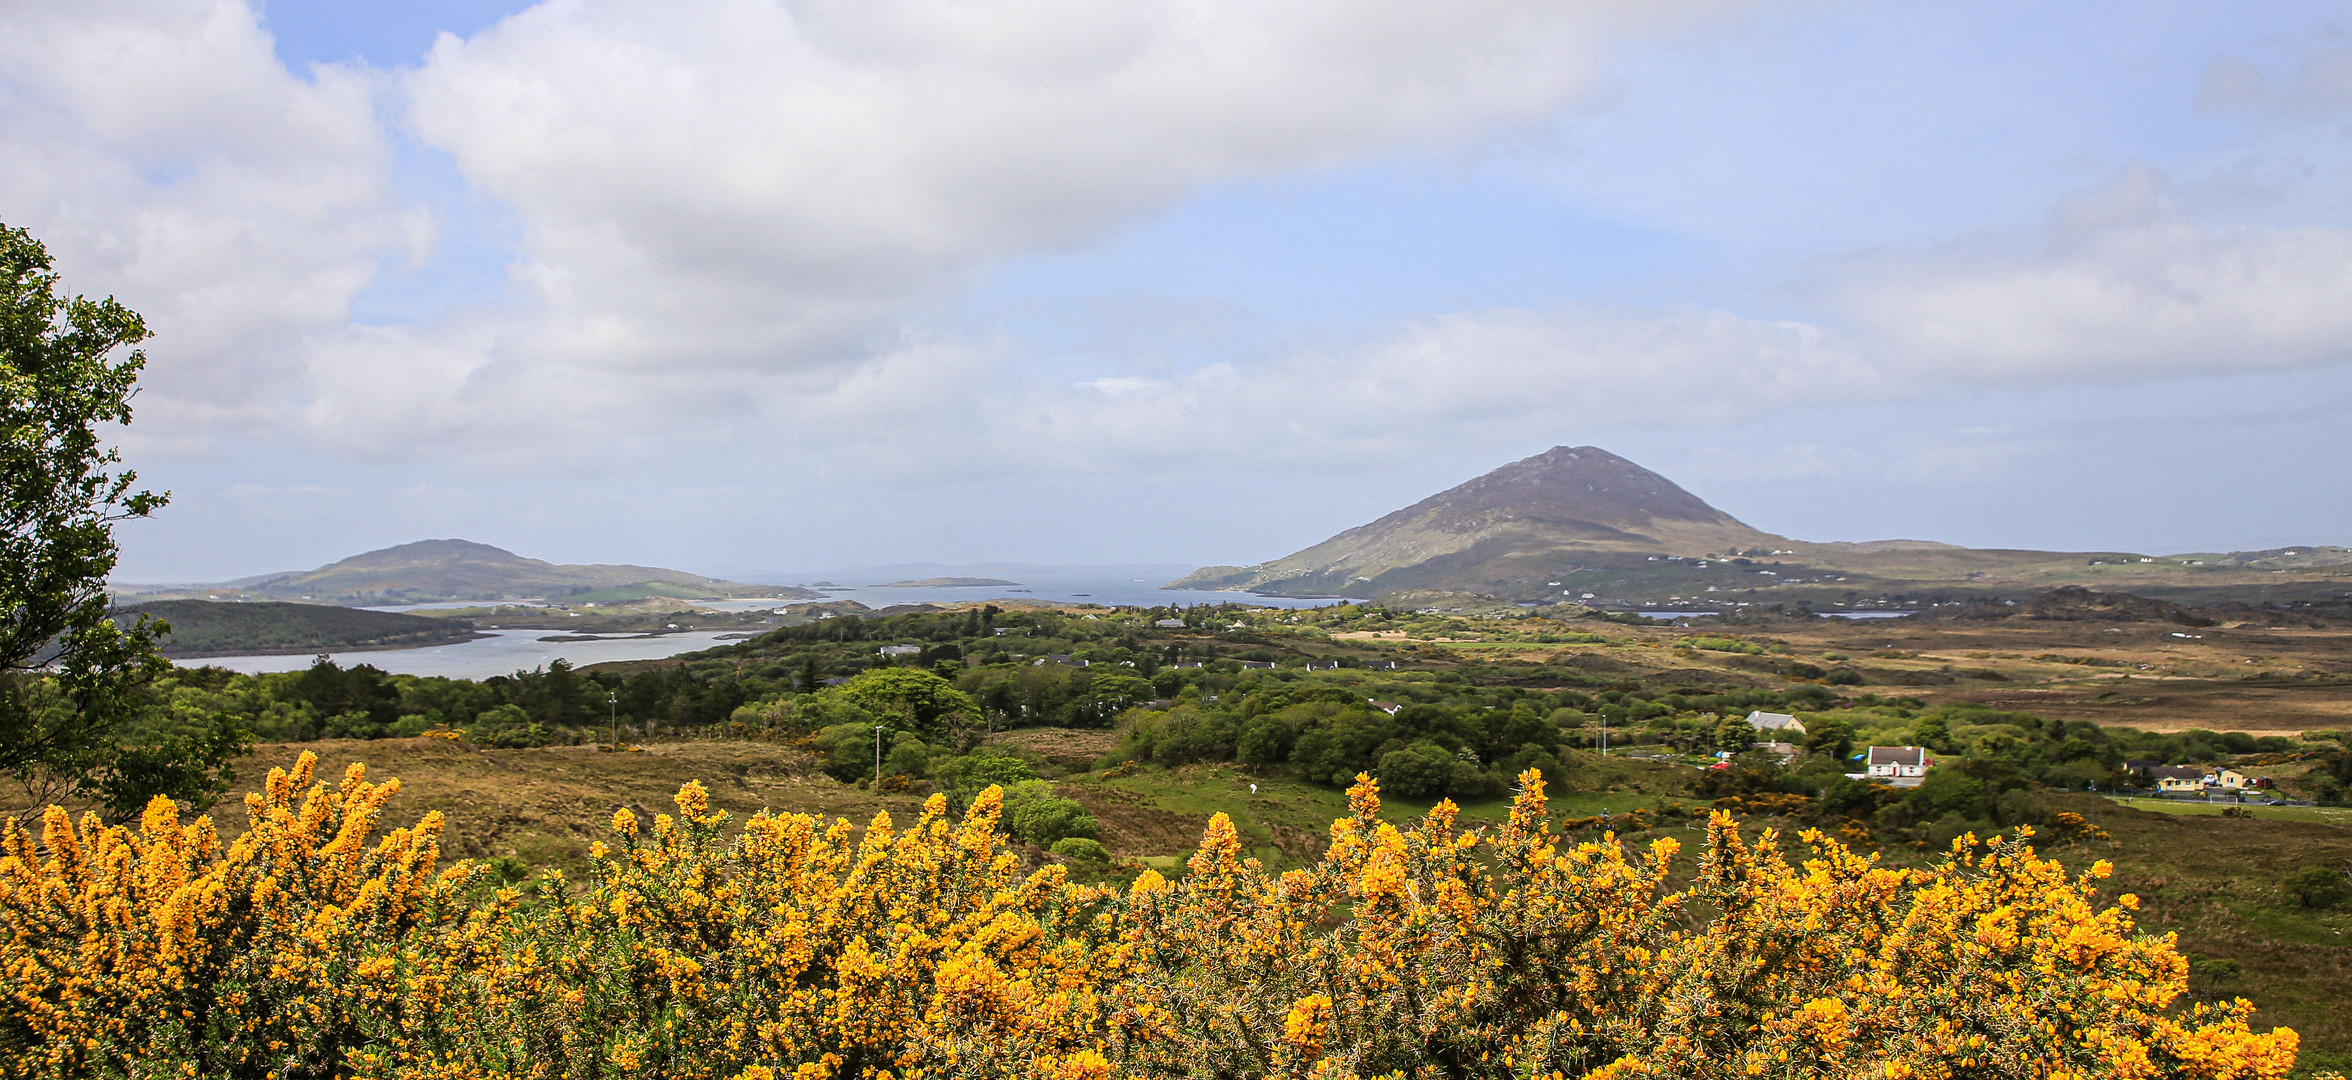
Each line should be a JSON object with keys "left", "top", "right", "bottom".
{"left": 6, "top": 0, "right": 2352, "bottom": 493}
{"left": 0, "top": 0, "right": 412, "bottom": 447}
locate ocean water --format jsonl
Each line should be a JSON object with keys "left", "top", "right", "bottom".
{"left": 183, "top": 629, "right": 748, "bottom": 679}
{"left": 729, "top": 564, "right": 1349, "bottom": 612}
{"left": 185, "top": 566, "right": 1348, "bottom": 678}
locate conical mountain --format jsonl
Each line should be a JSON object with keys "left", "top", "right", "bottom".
{"left": 1171, "top": 446, "right": 1790, "bottom": 599}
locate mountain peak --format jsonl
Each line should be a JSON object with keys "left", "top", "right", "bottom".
{"left": 1169, "top": 446, "right": 1786, "bottom": 598}
{"left": 1397, "top": 445, "right": 1746, "bottom": 534}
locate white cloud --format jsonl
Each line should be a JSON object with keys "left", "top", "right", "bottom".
{"left": 810, "top": 165, "right": 2352, "bottom": 481}
{"left": 724, "top": 302, "right": 1874, "bottom": 482}
{"left": 0, "top": 0, "right": 409, "bottom": 450}
{"left": 407, "top": 0, "right": 1723, "bottom": 320}
{"left": 1831, "top": 167, "right": 2352, "bottom": 383}
{"left": 299, "top": 0, "right": 1752, "bottom": 454}
{"left": 16, "top": 0, "right": 2352, "bottom": 502}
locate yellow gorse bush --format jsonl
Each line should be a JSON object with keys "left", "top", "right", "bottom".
{"left": 0, "top": 754, "right": 2314, "bottom": 1080}
{"left": 0, "top": 753, "right": 464, "bottom": 1078}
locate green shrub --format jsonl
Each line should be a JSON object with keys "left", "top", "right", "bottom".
{"left": 1375, "top": 744, "right": 1453, "bottom": 800}
{"left": 2282, "top": 865, "right": 2346, "bottom": 909}
{"left": 884, "top": 732, "right": 933, "bottom": 777}
{"left": 1001, "top": 780, "right": 1098, "bottom": 846}
{"left": 1049, "top": 837, "right": 1110, "bottom": 863}
{"left": 812, "top": 722, "right": 884, "bottom": 782}
{"left": 934, "top": 751, "right": 1033, "bottom": 792}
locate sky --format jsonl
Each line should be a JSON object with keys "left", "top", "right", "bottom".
{"left": 5, "top": 0, "right": 2350, "bottom": 583}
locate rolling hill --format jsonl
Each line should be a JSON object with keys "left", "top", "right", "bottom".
{"left": 1172, "top": 446, "right": 2352, "bottom": 609}
{"left": 117, "top": 539, "right": 818, "bottom": 606}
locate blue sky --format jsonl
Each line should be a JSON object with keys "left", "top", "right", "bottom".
{"left": 4, "top": 0, "right": 2348, "bottom": 581}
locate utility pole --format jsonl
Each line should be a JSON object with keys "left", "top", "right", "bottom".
{"left": 874, "top": 724, "right": 887, "bottom": 786}
{"left": 608, "top": 691, "right": 617, "bottom": 747}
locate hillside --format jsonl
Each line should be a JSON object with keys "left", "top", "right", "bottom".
{"left": 117, "top": 539, "right": 818, "bottom": 606}
{"left": 1174, "top": 446, "right": 2352, "bottom": 610}
{"left": 115, "top": 599, "right": 479, "bottom": 657}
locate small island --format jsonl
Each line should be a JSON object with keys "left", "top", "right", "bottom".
{"left": 111, "top": 600, "right": 482, "bottom": 658}
{"left": 877, "top": 577, "right": 1024, "bottom": 588}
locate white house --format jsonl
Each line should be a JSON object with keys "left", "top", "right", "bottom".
{"left": 1154, "top": 618, "right": 1186, "bottom": 628}
{"left": 877, "top": 645, "right": 922, "bottom": 657}
{"left": 1866, "top": 746, "right": 1934, "bottom": 786}
{"left": 1746, "top": 711, "right": 1807, "bottom": 736}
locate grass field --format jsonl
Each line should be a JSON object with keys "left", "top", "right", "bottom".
{"left": 2101, "top": 796, "right": 2352, "bottom": 826}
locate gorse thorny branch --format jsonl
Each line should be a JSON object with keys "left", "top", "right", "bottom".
{"left": 0, "top": 759, "right": 2314, "bottom": 1080}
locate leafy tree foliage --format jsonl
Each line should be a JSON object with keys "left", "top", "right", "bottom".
{"left": 0, "top": 222, "right": 243, "bottom": 817}
{"left": 827, "top": 667, "right": 980, "bottom": 736}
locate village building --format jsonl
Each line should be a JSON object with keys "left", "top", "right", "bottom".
{"left": 2143, "top": 765, "right": 2208, "bottom": 793}
{"left": 1746, "top": 711, "right": 1807, "bottom": 736}
{"left": 1751, "top": 740, "right": 1802, "bottom": 762}
{"left": 1865, "top": 745, "right": 1934, "bottom": 787}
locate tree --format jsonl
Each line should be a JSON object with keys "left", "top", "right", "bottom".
{"left": 1083, "top": 670, "right": 1155, "bottom": 724}
{"left": 827, "top": 667, "right": 980, "bottom": 737}
{"left": 1714, "top": 713, "right": 1755, "bottom": 754}
{"left": 1804, "top": 715, "right": 1858, "bottom": 761}
{"left": 0, "top": 222, "right": 237, "bottom": 817}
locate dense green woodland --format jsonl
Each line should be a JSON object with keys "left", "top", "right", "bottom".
{"left": 108, "top": 602, "right": 2352, "bottom": 849}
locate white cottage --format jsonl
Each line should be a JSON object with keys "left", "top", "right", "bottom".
{"left": 1866, "top": 745, "right": 1934, "bottom": 787}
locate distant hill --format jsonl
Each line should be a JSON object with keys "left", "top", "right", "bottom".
{"left": 116, "top": 600, "right": 479, "bottom": 658}
{"left": 1172, "top": 446, "right": 2352, "bottom": 610}
{"left": 1171, "top": 446, "right": 1789, "bottom": 598}
{"left": 119, "top": 539, "right": 818, "bottom": 606}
